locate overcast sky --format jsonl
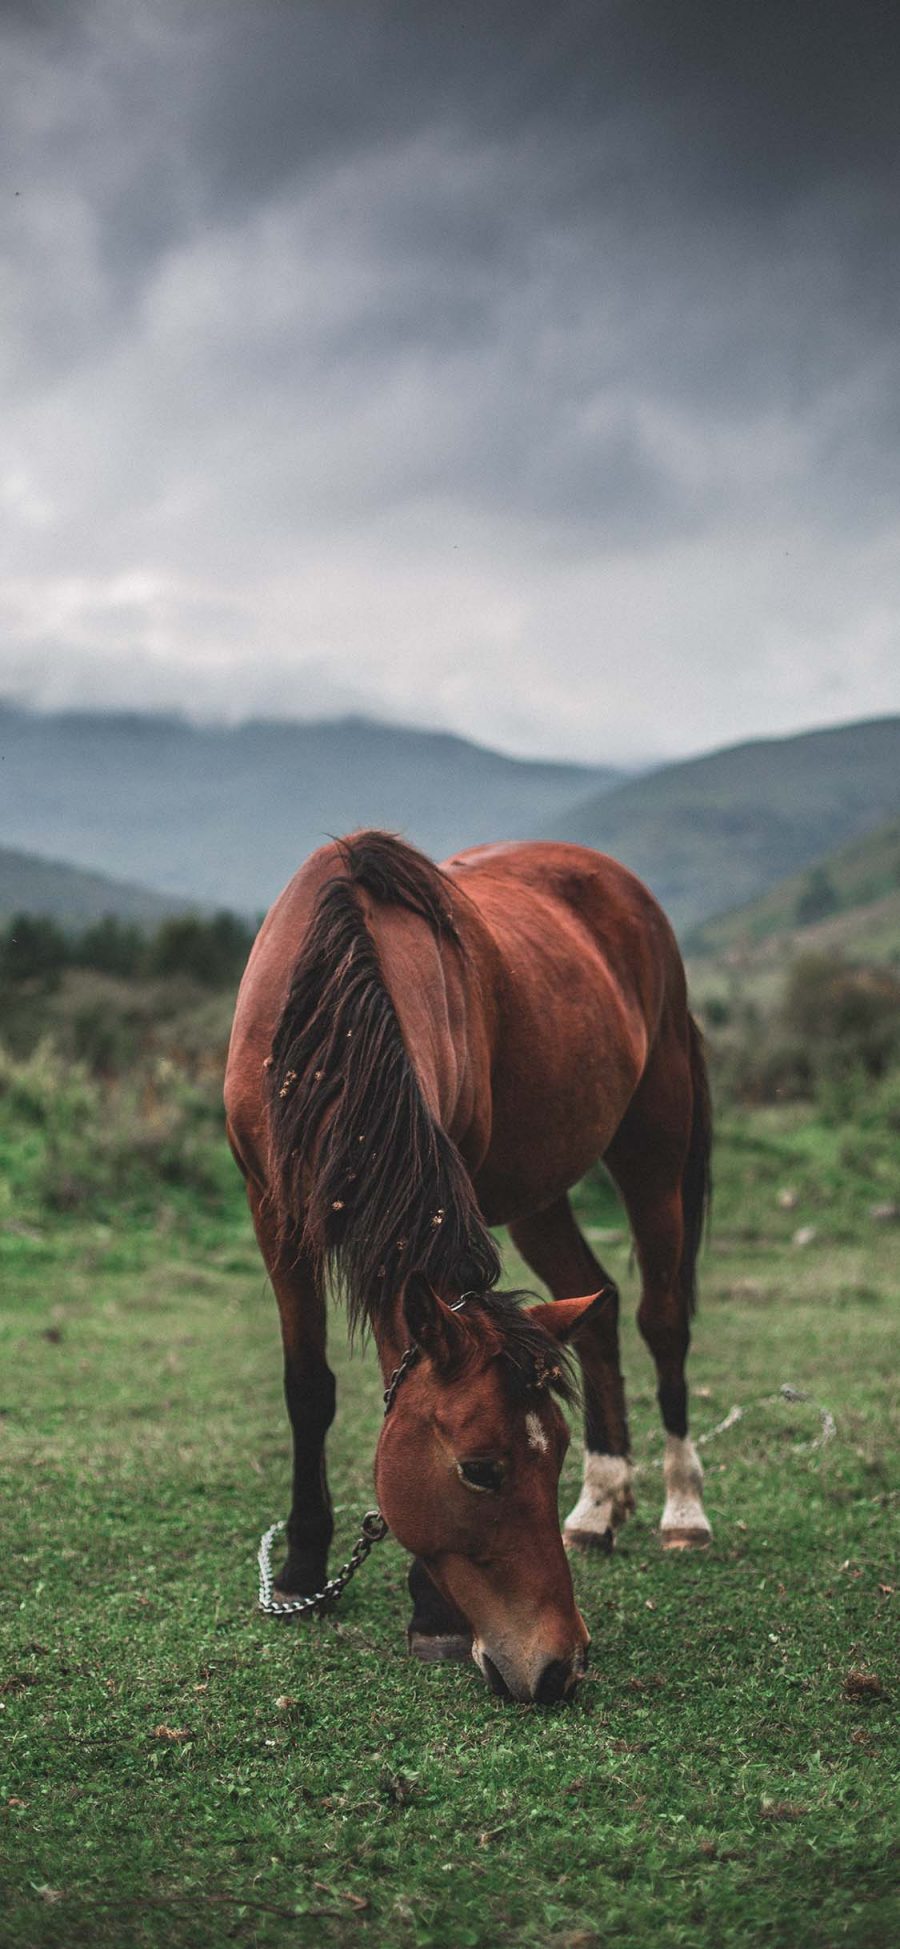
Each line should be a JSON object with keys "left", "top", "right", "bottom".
{"left": 2, "top": 0, "right": 898, "bottom": 763}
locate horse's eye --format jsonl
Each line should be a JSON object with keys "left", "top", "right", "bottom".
{"left": 457, "top": 1459, "right": 504, "bottom": 1494}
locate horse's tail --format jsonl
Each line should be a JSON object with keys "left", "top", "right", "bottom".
{"left": 679, "top": 1014, "right": 713, "bottom": 1317}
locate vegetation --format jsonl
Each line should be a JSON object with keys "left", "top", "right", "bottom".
{"left": 694, "top": 953, "right": 900, "bottom": 1111}
{"left": 794, "top": 864, "right": 839, "bottom": 927}
{"left": 687, "top": 813, "right": 900, "bottom": 963}
{"left": 1, "top": 942, "right": 897, "bottom": 1948}
{"left": 0, "top": 910, "right": 256, "bottom": 997}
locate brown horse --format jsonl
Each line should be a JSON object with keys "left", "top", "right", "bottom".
{"left": 225, "top": 831, "right": 712, "bottom": 1703}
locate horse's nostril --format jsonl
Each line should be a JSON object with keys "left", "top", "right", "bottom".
{"left": 534, "top": 1657, "right": 573, "bottom": 1705}
{"left": 482, "top": 1653, "right": 513, "bottom": 1700}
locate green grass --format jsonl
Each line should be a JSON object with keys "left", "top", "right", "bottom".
{"left": 1, "top": 1088, "right": 897, "bottom": 1949}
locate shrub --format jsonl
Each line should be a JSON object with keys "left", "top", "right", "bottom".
{"left": 147, "top": 911, "right": 255, "bottom": 986}
{"left": 35, "top": 1061, "right": 229, "bottom": 1216}
{"left": 69, "top": 1001, "right": 141, "bottom": 1077}
{"left": 783, "top": 953, "right": 900, "bottom": 1080}
{"left": 0, "top": 914, "right": 69, "bottom": 988}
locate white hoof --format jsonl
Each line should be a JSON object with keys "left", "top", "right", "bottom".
{"left": 660, "top": 1436, "right": 712, "bottom": 1549}
{"left": 660, "top": 1522, "right": 712, "bottom": 1550}
{"left": 564, "top": 1452, "right": 634, "bottom": 1554}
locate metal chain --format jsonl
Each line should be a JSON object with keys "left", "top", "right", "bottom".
{"left": 381, "top": 1342, "right": 421, "bottom": 1415}
{"left": 258, "top": 1509, "right": 389, "bottom": 1618}
{"left": 694, "top": 1382, "right": 836, "bottom": 1453}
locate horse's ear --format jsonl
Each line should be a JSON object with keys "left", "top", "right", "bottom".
{"left": 526, "top": 1290, "right": 610, "bottom": 1344}
{"left": 403, "top": 1275, "right": 468, "bottom": 1367}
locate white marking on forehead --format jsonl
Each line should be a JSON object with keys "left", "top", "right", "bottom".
{"left": 525, "top": 1410, "right": 549, "bottom": 1454}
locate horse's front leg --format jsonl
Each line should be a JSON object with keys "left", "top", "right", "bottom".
{"left": 407, "top": 1558, "right": 473, "bottom": 1663}
{"left": 249, "top": 1190, "right": 336, "bottom": 1597}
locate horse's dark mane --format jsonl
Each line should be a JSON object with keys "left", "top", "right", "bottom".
{"left": 332, "top": 830, "right": 462, "bottom": 943}
{"left": 267, "top": 832, "right": 503, "bottom": 1338}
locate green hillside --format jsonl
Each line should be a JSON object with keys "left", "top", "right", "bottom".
{"left": 547, "top": 716, "right": 900, "bottom": 934}
{"left": 0, "top": 846, "right": 190, "bottom": 926}
{"left": 686, "top": 815, "right": 900, "bottom": 965}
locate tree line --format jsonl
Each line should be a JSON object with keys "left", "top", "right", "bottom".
{"left": 0, "top": 910, "right": 257, "bottom": 990}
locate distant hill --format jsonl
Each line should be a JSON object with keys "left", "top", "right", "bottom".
{"left": 0, "top": 846, "right": 190, "bottom": 927}
{"left": 0, "top": 707, "right": 622, "bottom": 915}
{"left": 686, "top": 814, "right": 900, "bottom": 966}
{"left": 546, "top": 717, "right": 900, "bottom": 934}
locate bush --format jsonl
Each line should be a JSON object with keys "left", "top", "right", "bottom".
{"left": 702, "top": 951, "right": 900, "bottom": 1108}
{"left": 701, "top": 994, "right": 731, "bottom": 1029}
{"left": 783, "top": 953, "right": 900, "bottom": 1081}
{"left": 69, "top": 1000, "right": 141, "bottom": 1077}
{"left": 0, "top": 1030, "right": 235, "bottom": 1221}
{"left": 0, "top": 913, "right": 68, "bottom": 988}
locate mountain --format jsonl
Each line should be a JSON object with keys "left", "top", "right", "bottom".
{"left": 0, "top": 846, "right": 190, "bottom": 927}
{"left": 7, "top": 704, "right": 898, "bottom": 937}
{"left": 685, "top": 814, "right": 900, "bottom": 965}
{"left": 0, "top": 707, "right": 624, "bottom": 917}
{"left": 546, "top": 717, "right": 900, "bottom": 934}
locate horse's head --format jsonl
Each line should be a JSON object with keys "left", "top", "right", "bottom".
{"left": 374, "top": 1282, "right": 607, "bottom": 1703}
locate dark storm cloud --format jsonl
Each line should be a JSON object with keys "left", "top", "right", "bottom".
{"left": 1, "top": 1, "right": 898, "bottom": 757}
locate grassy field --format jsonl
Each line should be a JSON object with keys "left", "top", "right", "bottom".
{"left": 1, "top": 1050, "right": 897, "bottom": 1949}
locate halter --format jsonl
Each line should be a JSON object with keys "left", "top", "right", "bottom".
{"left": 257, "top": 1293, "right": 476, "bottom": 1618}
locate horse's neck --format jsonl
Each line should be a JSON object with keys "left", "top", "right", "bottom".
{"left": 369, "top": 901, "right": 483, "bottom": 1136}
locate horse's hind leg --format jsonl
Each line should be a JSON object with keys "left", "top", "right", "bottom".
{"left": 604, "top": 1036, "right": 712, "bottom": 1549}
{"left": 509, "top": 1196, "right": 634, "bottom": 1552}
{"left": 248, "top": 1186, "right": 337, "bottom": 1599}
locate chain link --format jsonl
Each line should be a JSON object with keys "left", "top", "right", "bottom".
{"left": 258, "top": 1510, "right": 390, "bottom": 1617}
{"left": 639, "top": 1382, "right": 836, "bottom": 1471}
{"left": 382, "top": 1342, "right": 421, "bottom": 1415}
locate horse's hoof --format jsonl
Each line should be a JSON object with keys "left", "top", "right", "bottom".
{"left": 271, "top": 1586, "right": 325, "bottom": 1613}
{"left": 660, "top": 1524, "right": 712, "bottom": 1550}
{"left": 564, "top": 1525, "right": 615, "bottom": 1554}
{"left": 408, "top": 1629, "right": 473, "bottom": 1663}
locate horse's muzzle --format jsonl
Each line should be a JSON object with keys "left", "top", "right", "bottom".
{"left": 479, "top": 1640, "right": 589, "bottom": 1705}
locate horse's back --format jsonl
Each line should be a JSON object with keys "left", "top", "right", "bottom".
{"left": 443, "top": 842, "right": 688, "bottom": 1214}
{"left": 445, "top": 839, "right": 683, "bottom": 1021}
